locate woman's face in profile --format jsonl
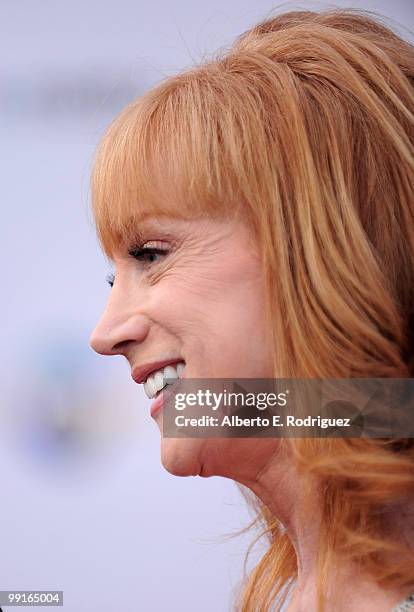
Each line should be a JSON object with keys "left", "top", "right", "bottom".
{"left": 90, "top": 214, "right": 274, "bottom": 477}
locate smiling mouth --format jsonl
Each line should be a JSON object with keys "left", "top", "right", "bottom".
{"left": 143, "top": 361, "right": 186, "bottom": 399}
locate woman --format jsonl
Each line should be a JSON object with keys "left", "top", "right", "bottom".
{"left": 89, "top": 8, "right": 414, "bottom": 612}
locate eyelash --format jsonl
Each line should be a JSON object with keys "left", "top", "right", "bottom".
{"left": 105, "top": 245, "right": 169, "bottom": 288}
{"left": 106, "top": 272, "right": 115, "bottom": 288}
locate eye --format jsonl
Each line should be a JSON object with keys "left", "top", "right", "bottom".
{"left": 106, "top": 272, "right": 115, "bottom": 288}
{"left": 105, "top": 241, "right": 169, "bottom": 288}
{"left": 128, "top": 241, "right": 170, "bottom": 265}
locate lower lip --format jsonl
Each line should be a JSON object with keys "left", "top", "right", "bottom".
{"left": 150, "top": 377, "right": 184, "bottom": 418}
{"left": 150, "top": 389, "right": 165, "bottom": 419}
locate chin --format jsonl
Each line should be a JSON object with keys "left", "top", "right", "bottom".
{"left": 160, "top": 438, "right": 206, "bottom": 477}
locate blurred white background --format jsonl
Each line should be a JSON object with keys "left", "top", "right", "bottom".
{"left": 1, "top": 1, "right": 413, "bottom": 610}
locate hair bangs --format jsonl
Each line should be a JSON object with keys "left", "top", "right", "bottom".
{"left": 90, "top": 72, "right": 245, "bottom": 259}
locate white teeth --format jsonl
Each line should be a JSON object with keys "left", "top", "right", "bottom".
{"left": 154, "top": 370, "right": 164, "bottom": 390}
{"left": 143, "top": 361, "right": 185, "bottom": 400}
{"left": 144, "top": 376, "right": 157, "bottom": 399}
{"left": 163, "top": 365, "right": 178, "bottom": 379}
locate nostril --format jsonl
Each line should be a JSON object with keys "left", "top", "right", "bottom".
{"left": 112, "top": 339, "right": 132, "bottom": 353}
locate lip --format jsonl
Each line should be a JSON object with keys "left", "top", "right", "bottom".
{"left": 150, "top": 389, "right": 165, "bottom": 419}
{"left": 131, "top": 358, "right": 184, "bottom": 385}
{"left": 150, "top": 373, "right": 185, "bottom": 419}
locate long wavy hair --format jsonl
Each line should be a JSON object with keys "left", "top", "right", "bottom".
{"left": 90, "top": 7, "right": 414, "bottom": 611}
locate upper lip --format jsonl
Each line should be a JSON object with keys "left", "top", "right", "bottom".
{"left": 131, "top": 358, "right": 184, "bottom": 385}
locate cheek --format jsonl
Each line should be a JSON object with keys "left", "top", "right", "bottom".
{"left": 152, "top": 281, "right": 210, "bottom": 338}
{"left": 149, "top": 261, "right": 271, "bottom": 376}
{"left": 191, "top": 277, "right": 270, "bottom": 377}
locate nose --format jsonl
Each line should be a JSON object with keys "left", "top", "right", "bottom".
{"left": 89, "top": 299, "right": 150, "bottom": 356}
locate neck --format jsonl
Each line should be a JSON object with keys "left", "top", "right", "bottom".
{"left": 233, "top": 443, "right": 414, "bottom": 611}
